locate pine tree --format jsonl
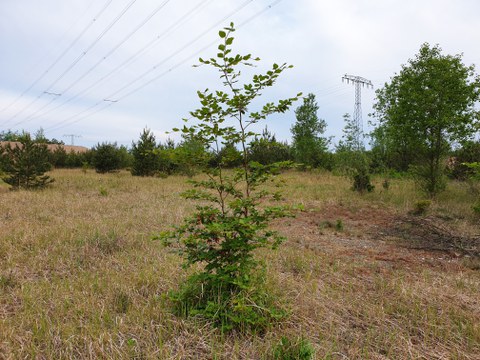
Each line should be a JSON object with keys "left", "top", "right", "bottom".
{"left": 131, "top": 128, "right": 158, "bottom": 176}
{"left": 1, "top": 133, "right": 54, "bottom": 189}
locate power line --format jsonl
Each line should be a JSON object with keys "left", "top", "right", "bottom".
{"left": 0, "top": 0, "right": 114, "bottom": 119}
{"left": 10, "top": 0, "right": 172, "bottom": 128}
{"left": 105, "top": 0, "right": 256, "bottom": 101}
{"left": 3, "top": 0, "right": 138, "bottom": 125}
{"left": 45, "top": 0, "right": 260, "bottom": 132}
{"left": 14, "top": 0, "right": 215, "bottom": 128}
{"left": 47, "top": 0, "right": 286, "bottom": 133}
{"left": 43, "top": 0, "right": 138, "bottom": 93}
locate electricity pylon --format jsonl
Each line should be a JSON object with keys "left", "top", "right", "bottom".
{"left": 342, "top": 74, "right": 373, "bottom": 150}
{"left": 63, "top": 134, "right": 81, "bottom": 146}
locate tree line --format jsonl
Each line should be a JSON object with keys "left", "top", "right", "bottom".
{"left": 1, "top": 43, "right": 479, "bottom": 196}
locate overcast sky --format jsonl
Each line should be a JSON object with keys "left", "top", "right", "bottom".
{"left": 1, "top": 0, "right": 479, "bottom": 148}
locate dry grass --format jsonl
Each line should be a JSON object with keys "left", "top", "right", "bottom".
{"left": 0, "top": 169, "right": 479, "bottom": 359}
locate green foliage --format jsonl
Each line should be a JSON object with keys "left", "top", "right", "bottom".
{"left": 0, "top": 130, "right": 22, "bottom": 142}
{"left": 99, "top": 186, "right": 108, "bottom": 197}
{"left": 131, "top": 128, "right": 158, "bottom": 176}
{"left": 351, "top": 167, "right": 375, "bottom": 193}
{"left": 473, "top": 202, "right": 480, "bottom": 215}
{"left": 66, "top": 150, "right": 90, "bottom": 168}
{"left": 92, "top": 142, "right": 131, "bottom": 173}
{"left": 291, "top": 93, "right": 330, "bottom": 168}
{"left": 335, "top": 113, "right": 367, "bottom": 174}
{"left": 49, "top": 146, "right": 68, "bottom": 168}
{"left": 335, "top": 113, "right": 374, "bottom": 193}
{"left": 382, "top": 178, "right": 390, "bottom": 190}
{"left": 372, "top": 43, "right": 480, "bottom": 197}
{"left": 448, "top": 141, "right": 480, "bottom": 180}
{"left": 0, "top": 133, "right": 54, "bottom": 190}
{"left": 411, "top": 162, "right": 447, "bottom": 196}
{"left": 160, "top": 23, "right": 300, "bottom": 332}
{"left": 173, "top": 134, "right": 209, "bottom": 177}
{"left": 412, "top": 200, "right": 432, "bottom": 215}
{"left": 337, "top": 113, "right": 363, "bottom": 153}
{"left": 272, "top": 336, "right": 314, "bottom": 360}
{"left": 465, "top": 162, "right": 480, "bottom": 180}
{"left": 464, "top": 162, "right": 480, "bottom": 214}
{"left": 248, "top": 127, "right": 292, "bottom": 165}
{"left": 210, "top": 142, "right": 242, "bottom": 168}
{"left": 169, "top": 270, "right": 285, "bottom": 333}
{"left": 335, "top": 219, "right": 344, "bottom": 231}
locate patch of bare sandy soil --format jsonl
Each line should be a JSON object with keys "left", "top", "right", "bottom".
{"left": 275, "top": 203, "right": 480, "bottom": 269}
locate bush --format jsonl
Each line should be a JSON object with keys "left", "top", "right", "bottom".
{"left": 49, "top": 146, "right": 68, "bottom": 168}
{"left": 0, "top": 134, "right": 54, "bottom": 190}
{"left": 412, "top": 200, "right": 432, "bottom": 215}
{"left": 352, "top": 167, "right": 375, "bottom": 193}
{"left": 92, "top": 142, "right": 130, "bottom": 173}
{"left": 249, "top": 128, "right": 293, "bottom": 165}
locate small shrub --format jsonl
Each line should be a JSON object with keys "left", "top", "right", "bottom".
{"left": 99, "top": 186, "right": 108, "bottom": 197}
{"left": 81, "top": 161, "right": 89, "bottom": 174}
{"left": 382, "top": 178, "right": 390, "bottom": 190}
{"left": 473, "top": 202, "right": 480, "bottom": 215}
{"left": 352, "top": 168, "right": 374, "bottom": 193}
{"left": 335, "top": 219, "right": 344, "bottom": 231}
{"left": 169, "top": 271, "right": 285, "bottom": 333}
{"left": 272, "top": 336, "right": 314, "bottom": 360}
{"left": 412, "top": 200, "right": 432, "bottom": 215}
{"left": 319, "top": 219, "right": 344, "bottom": 232}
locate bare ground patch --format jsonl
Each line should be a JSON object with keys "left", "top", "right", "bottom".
{"left": 276, "top": 203, "right": 479, "bottom": 269}
{"left": 270, "top": 204, "right": 480, "bottom": 359}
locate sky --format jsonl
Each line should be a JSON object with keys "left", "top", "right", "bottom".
{"left": 0, "top": 0, "right": 479, "bottom": 148}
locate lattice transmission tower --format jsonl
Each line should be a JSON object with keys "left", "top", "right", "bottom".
{"left": 342, "top": 74, "right": 373, "bottom": 150}
{"left": 63, "top": 134, "right": 81, "bottom": 146}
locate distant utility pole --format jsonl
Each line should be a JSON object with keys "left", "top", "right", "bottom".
{"left": 63, "top": 134, "right": 81, "bottom": 146}
{"left": 342, "top": 74, "right": 373, "bottom": 150}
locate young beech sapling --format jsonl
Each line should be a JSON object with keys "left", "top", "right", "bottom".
{"left": 159, "top": 24, "right": 301, "bottom": 332}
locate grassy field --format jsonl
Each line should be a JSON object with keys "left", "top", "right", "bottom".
{"left": 0, "top": 169, "right": 479, "bottom": 359}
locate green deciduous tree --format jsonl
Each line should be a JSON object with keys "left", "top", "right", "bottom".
{"left": 0, "top": 133, "right": 54, "bottom": 189}
{"left": 373, "top": 43, "right": 480, "bottom": 196}
{"left": 160, "top": 24, "right": 300, "bottom": 332}
{"left": 131, "top": 128, "right": 158, "bottom": 176}
{"left": 291, "top": 93, "right": 329, "bottom": 168}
